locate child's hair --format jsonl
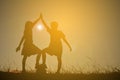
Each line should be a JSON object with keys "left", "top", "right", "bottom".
{"left": 24, "top": 21, "right": 33, "bottom": 33}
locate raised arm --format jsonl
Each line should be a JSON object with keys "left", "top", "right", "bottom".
{"left": 33, "top": 15, "right": 41, "bottom": 26}
{"left": 16, "top": 35, "right": 25, "bottom": 52}
{"left": 63, "top": 37, "right": 72, "bottom": 52}
{"left": 40, "top": 14, "right": 50, "bottom": 30}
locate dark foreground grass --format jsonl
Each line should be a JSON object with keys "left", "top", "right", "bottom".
{"left": 0, "top": 71, "right": 120, "bottom": 80}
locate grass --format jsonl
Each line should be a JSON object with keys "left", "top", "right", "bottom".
{"left": 0, "top": 71, "right": 120, "bottom": 80}
{"left": 0, "top": 67, "right": 120, "bottom": 80}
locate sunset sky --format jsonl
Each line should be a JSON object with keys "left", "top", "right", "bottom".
{"left": 0, "top": 0, "right": 120, "bottom": 72}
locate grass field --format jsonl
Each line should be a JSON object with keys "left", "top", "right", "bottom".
{"left": 0, "top": 71, "right": 120, "bottom": 80}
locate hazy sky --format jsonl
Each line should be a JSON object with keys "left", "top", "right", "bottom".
{"left": 0, "top": 0, "right": 120, "bottom": 71}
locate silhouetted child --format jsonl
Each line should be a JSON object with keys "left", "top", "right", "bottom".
{"left": 36, "top": 14, "right": 72, "bottom": 73}
{"left": 16, "top": 16, "right": 41, "bottom": 73}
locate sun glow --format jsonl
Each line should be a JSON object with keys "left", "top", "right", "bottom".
{"left": 37, "top": 24, "right": 43, "bottom": 30}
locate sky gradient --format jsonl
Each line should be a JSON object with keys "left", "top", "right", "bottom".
{"left": 0, "top": 0, "right": 120, "bottom": 72}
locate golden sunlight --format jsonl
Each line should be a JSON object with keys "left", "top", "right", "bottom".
{"left": 37, "top": 24, "right": 43, "bottom": 30}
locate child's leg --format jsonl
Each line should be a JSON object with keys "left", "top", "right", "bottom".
{"left": 42, "top": 53, "right": 46, "bottom": 64}
{"left": 42, "top": 51, "right": 46, "bottom": 64}
{"left": 56, "top": 56, "right": 62, "bottom": 73}
{"left": 22, "top": 56, "right": 27, "bottom": 72}
{"left": 41, "top": 48, "right": 48, "bottom": 65}
{"left": 36, "top": 53, "right": 41, "bottom": 67}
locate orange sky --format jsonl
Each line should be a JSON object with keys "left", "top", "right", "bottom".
{"left": 0, "top": 0, "right": 120, "bottom": 72}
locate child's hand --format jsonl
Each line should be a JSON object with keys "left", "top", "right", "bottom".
{"left": 16, "top": 46, "right": 20, "bottom": 52}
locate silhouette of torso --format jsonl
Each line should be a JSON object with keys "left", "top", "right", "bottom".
{"left": 21, "top": 21, "right": 41, "bottom": 56}
{"left": 22, "top": 24, "right": 38, "bottom": 56}
{"left": 24, "top": 25, "right": 33, "bottom": 44}
{"left": 47, "top": 29, "right": 65, "bottom": 55}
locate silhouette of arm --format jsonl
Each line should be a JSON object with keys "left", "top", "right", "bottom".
{"left": 33, "top": 16, "right": 41, "bottom": 26}
{"left": 63, "top": 37, "right": 72, "bottom": 52}
{"left": 40, "top": 14, "right": 50, "bottom": 31}
{"left": 16, "top": 35, "right": 25, "bottom": 52}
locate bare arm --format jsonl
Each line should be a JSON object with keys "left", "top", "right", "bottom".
{"left": 63, "top": 37, "right": 72, "bottom": 52}
{"left": 33, "top": 16, "right": 41, "bottom": 26}
{"left": 40, "top": 14, "right": 50, "bottom": 30}
{"left": 16, "top": 35, "right": 25, "bottom": 52}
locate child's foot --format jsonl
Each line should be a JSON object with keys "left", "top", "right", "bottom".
{"left": 55, "top": 71, "right": 60, "bottom": 74}
{"left": 42, "top": 64, "right": 47, "bottom": 68}
{"left": 21, "top": 70, "right": 26, "bottom": 73}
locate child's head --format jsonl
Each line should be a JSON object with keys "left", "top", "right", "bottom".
{"left": 24, "top": 21, "right": 33, "bottom": 34}
{"left": 25, "top": 21, "right": 33, "bottom": 30}
{"left": 50, "top": 21, "right": 58, "bottom": 30}
{"left": 25, "top": 21, "right": 33, "bottom": 27}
